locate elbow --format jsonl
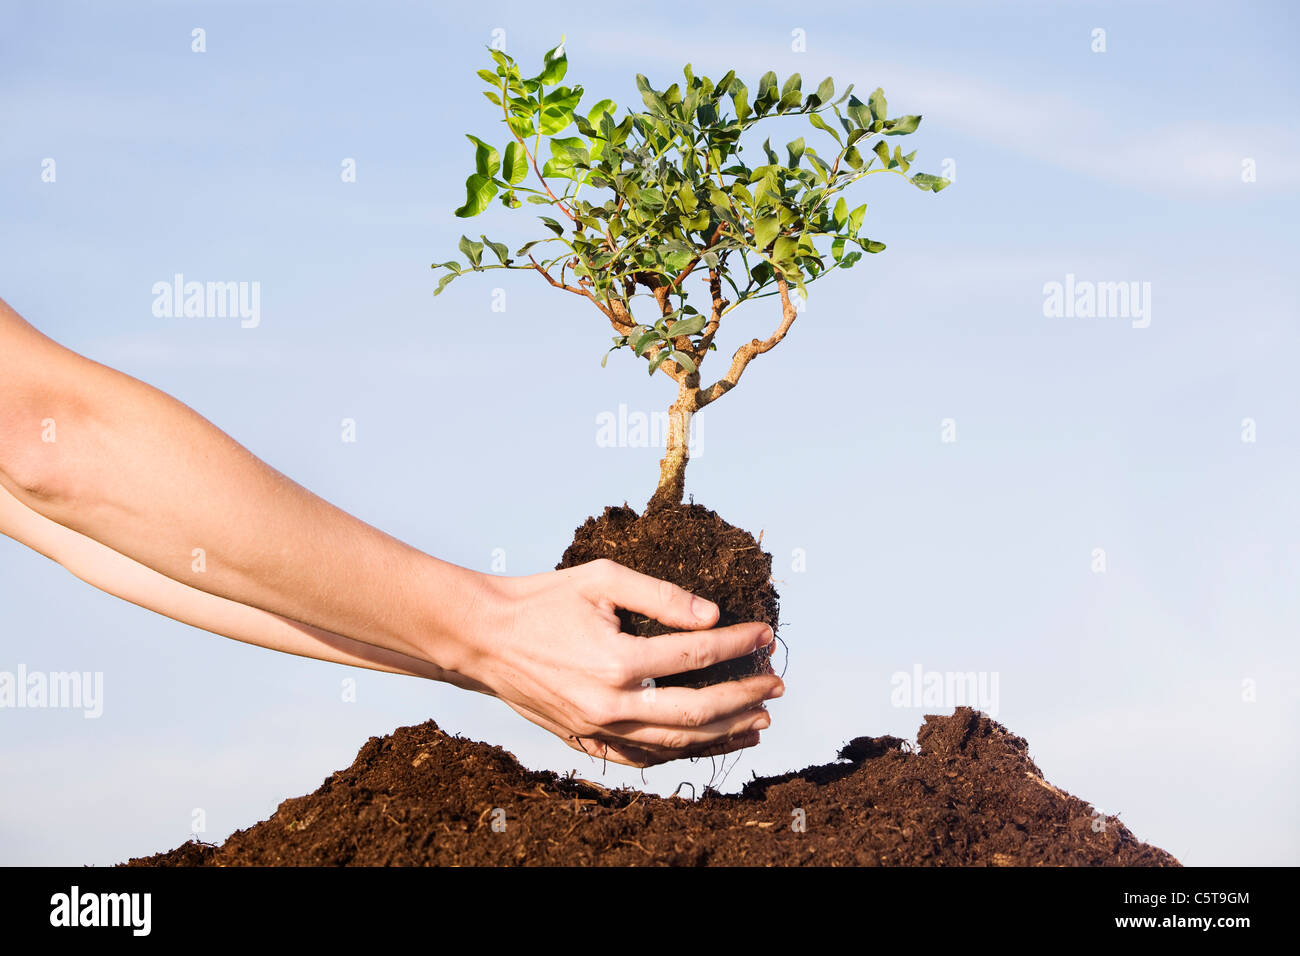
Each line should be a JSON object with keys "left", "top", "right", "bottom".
{"left": 0, "top": 420, "right": 69, "bottom": 508}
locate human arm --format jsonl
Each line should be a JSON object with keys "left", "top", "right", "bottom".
{"left": 0, "top": 297, "right": 782, "bottom": 765}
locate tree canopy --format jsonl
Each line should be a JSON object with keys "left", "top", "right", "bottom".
{"left": 434, "top": 38, "right": 949, "bottom": 386}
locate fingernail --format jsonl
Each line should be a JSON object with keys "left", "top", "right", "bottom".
{"left": 692, "top": 596, "right": 716, "bottom": 623}
{"left": 765, "top": 681, "right": 785, "bottom": 700}
{"left": 750, "top": 712, "right": 771, "bottom": 732}
{"left": 755, "top": 626, "right": 774, "bottom": 650}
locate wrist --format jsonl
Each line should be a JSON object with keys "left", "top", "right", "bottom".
{"left": 409, "top": 556, "right": 515, "bottom": 692}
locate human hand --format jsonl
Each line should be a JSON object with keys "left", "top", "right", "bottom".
{"left": 459, "top": 558, "right": 783, "bottom": 768}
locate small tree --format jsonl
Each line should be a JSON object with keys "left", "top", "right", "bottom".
{"left": 435, "top": 39, "right": 948, "bottom": 511}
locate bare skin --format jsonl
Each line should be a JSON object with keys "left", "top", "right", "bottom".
{"left": 0, "top": 297, "right": 783, "bottom": 767}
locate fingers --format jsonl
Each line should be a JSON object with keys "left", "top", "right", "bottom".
{"left": 625, "top": 673, "right": 784, "bottom": 729}
{"left": 679, "top": 729, "right": 762, "bottom": 763}
{"left": 504, "top": 695, "right": 769, "bottom": 768}
{"left": 605, "top": 704, "right": 771, "bottom": 751}
{"left": 565, "top": 728, "right": 764, "bottom": 769}
{"left": 501, "top": 699, "right": 663, "bottom": 768}
{"left": 631, "top": 620, "right": 774, "bottom": 680}
{"left": 563, "top": 734, "right": 662, "bottom": 768}
{"left": 584, "top": 559, "right": 719, "bottom": 630}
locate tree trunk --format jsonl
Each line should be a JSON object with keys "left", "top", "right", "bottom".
{"left": 646, "top": 382, "right": 697, "bottom": 513}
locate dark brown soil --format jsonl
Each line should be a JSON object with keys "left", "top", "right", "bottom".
{"left": 557, "top": 503, "right": 779, "bottom": 686}
{"left": 124, "top": 708, "right": 1179, "bottom": 867}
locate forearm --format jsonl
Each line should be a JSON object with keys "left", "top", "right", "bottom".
{"left": 0, "top": 299, "right": 498, "bottom": 674}
{"left": 0, "top": 475, "right": 496, "bottom": 688}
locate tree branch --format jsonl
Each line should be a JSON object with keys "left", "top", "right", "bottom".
{"left": 528, "top": 255, "right": 613, "bottom": 320}
{"left": 696, "top": 277, "right": 798, "bottom": 408}
{"left": 697, "top": 269, "right": 726, "bottom": 359}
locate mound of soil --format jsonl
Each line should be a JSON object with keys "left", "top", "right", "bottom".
{"left": 557, "top": 503, "right": 779, "bottom": 686}
{"left": 124, "top": 708, "right": 1179, "bottom": 867}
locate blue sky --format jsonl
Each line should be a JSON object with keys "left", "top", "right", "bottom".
{"left": 1, "top": 0, "right": 1297, "bottom": 866}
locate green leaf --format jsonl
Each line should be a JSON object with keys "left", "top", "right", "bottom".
{"left": 885, "top": 114, "right": 921, "bottom": 135}
{"left": 786, "top": 137, "right": 805, "bottom": 167}
{"left": 666, "top": 314, "right": 707, "bottom": 337}
{"left": 872, "top": 140, "right": 891, "bottom": 166}
{"left": 540, "top": 39, "right": 568, "bottom": 85}
{"left": 813, "top": 76, "right": 834, "bottom": 106}
{"left": 806, "top": 151, "right": 832, "bottom": 181}
{"left": 587, "top": 98, "right": 617, "bottom": 127}
{"left": 669, "top": 350, "right": 697, "bottom": 374}
{"left": 753, "top": 215, "right": 781, "bottom": 250}
{"left": 465, "top": 135, "right": 500, "bottom": 178}
{"left": 538, "top": 109, "right": 573, "bottom": 135}
{"left": 539, "top": 86, "right": 583, "bottom": 134}
{"left": 868, "top": 87, "right": 888, "bottom": 123}
{"left": 538, "top": 215, "right": 565, "bottom": 236}
{"left": 454, "top": 174, "right": 497, "bottom": 217}
{"left": 506, "top": 114, "right": 535, "bottom": 139}
{"left": 832, "top": 197, "right": 848, "bottom": 227}
{"left": 458, "top": 235, "right": 484, "bottom": 267}
{"left": 502, "top": 141, "right": 528, "bottom": 184}
{"left": 433, "top": 271, "right": 460, "bottom": 296}
{"left": 781, "top": 73, "right": 802, "bottom": 97}
{"left": 632, "top": 328, "right": 659, "bottom": 357}
{"left": 551, "top": 136, "right": 588, "bottom": 163}
{"left": 648, "top": 349, "right": 670, "bottom": 375}
{"left": 640, "top": 81, "right": 669, "bottom": 115}
{"left": 911, "top": 172, "right": 951, "bottom": 192}
{"left": 730, "top": 79, "right": 751, "bottom": 120}
{"left": 809, "top": 111, "right": 842, "bottom": 145}
{"left": 480, "top": 235, "right": 509, "bottom": 265}
{"left": 862, "top": 238, "right": 886, "bottom": 253}
{"left": 846, "top": 95, "right": 871, "bottom": 129}
{"left": 847, "top": 203, "right": 867, "bottom": 234}
{"left": 543, "top": 136, "right": 588, "bottom": 179}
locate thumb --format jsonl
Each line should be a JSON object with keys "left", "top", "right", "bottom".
{"left": 589, "top": 559, "right": 719, "bottom": 630}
